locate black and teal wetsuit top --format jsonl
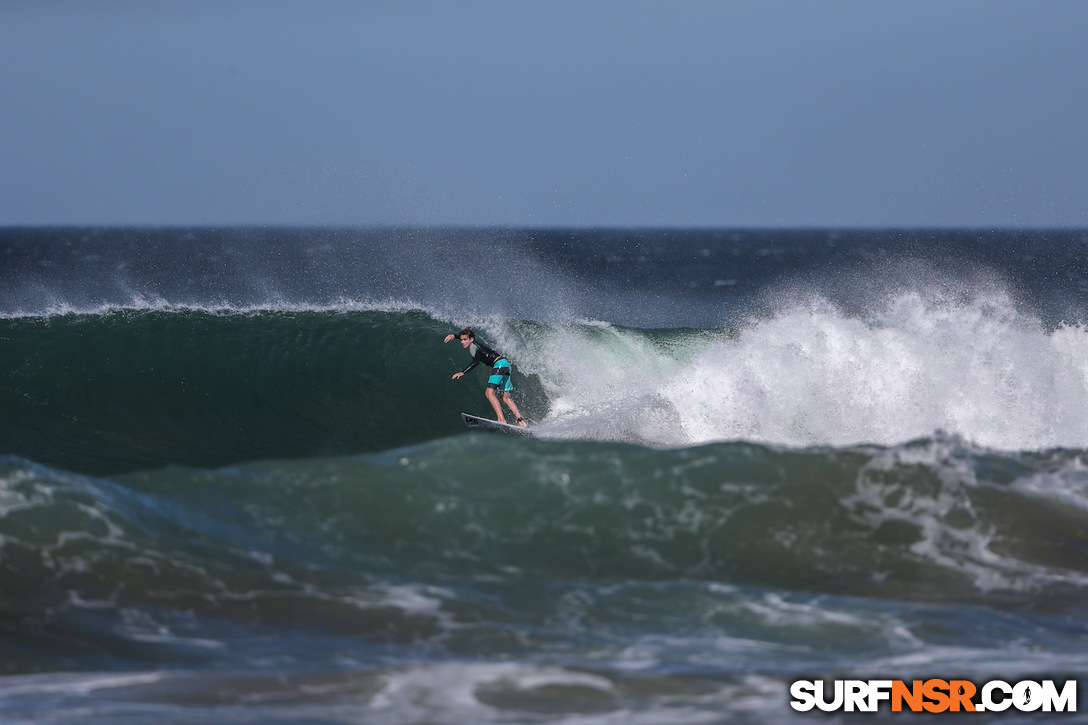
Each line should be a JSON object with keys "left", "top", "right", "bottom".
{"left": 459, "top": 340, "right": 507, "bottom": 375}
{"left": 458, "top": 339, "right": 514, "bottom": 391}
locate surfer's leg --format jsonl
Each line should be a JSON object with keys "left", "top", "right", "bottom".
{"left": 502, "top": 392, "right": 527, "bottom": 427}
{"left": 486, "top": 363, "right": 514, "bottom": 423}
{"left": 485, "top": 387, "right": 506, "bottom": 423}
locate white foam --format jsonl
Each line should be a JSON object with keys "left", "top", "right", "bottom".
{"left": 0, "top": 295, "right": 448, "bottom": 320}
{"left": 114, "top": 607, "right": 225, "bottom": 650}
{"left": 870, "top": 645, "right": 1088, "bottom": 679}
{"left": 1012, "top": 453, "right": 1088, "bottom": 514}
{"left": 0, "top": 471, "right": 50, "bottom": 518}
{"left": 842, "top": 437, "right": 1088, "bottom": 592}
{"left": 0, "top": 671, "right": 163, "bottom": 697}
{"left": 344, "top": 582, "right": 455, "bottom": 618}
{"left": 367, "top": 662, "right": 543, "bottom": 720}
{"left": 515, "top": 291, "right": 1088, "bottom": 451}
{"left": 365, "top": 662, "right": 788, "bottom": 725}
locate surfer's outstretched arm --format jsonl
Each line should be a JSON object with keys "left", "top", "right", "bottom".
{"left": 446, "top": 332, "right": 480, "bottom": 377}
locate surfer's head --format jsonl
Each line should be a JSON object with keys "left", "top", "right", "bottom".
{"left": 458, "top": 327, "right": 475, "bottom": 347}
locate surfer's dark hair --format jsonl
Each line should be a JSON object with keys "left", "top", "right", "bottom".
{"left": 457, "top": 327, "right": 475, "bottom": 339}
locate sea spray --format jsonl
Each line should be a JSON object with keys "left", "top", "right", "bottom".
{"left": 506, "top": 291, "right": 1088, "bottom": 450}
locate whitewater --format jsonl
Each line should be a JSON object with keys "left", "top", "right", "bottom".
{"left": 2, "top": 227, "right": 1088, "bottom": 724}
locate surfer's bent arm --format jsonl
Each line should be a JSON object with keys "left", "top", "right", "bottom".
{"left": 462, "top": 341, "right": 501, "bottom": 375}
{"left": 446, "top": 332, "right": 503, "bottom": 376}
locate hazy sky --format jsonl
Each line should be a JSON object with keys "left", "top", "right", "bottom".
{"left": 2, "top": 1, "right": 1086, "bottom": 227}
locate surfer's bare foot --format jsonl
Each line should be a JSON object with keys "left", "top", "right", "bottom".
{"left": 516, "top": 417, "right": 527, "bottom": 428}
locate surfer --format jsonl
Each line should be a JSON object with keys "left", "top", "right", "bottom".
{"left": 444, "top": 328, "right": 528, "bottom": 427}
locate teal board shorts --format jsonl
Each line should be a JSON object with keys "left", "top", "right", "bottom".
{"left": 487, "top": 359, "right": 514, "bottom": 393}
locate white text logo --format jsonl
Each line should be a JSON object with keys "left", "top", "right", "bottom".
{"left": 790, "top": 679, "right": 1077, "bottom": 713}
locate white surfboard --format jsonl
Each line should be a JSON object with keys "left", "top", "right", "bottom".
{"left": 461, "top": 412, "right": 532, "bottom": 436}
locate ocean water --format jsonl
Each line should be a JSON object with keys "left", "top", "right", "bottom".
{"left": 2, "top": 227, "right": 1088, "bottom": 723}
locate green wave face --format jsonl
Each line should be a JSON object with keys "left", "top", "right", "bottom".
{"left": 0, "top": 308, "right": 551, "bottom": 474}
